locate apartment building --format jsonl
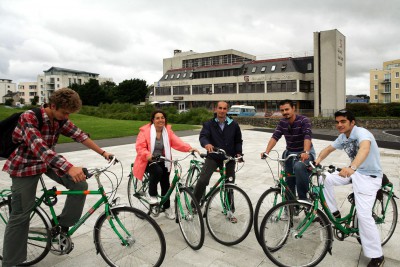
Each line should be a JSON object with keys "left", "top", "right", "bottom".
{"left": 18, "top": 82, "right": 38, "bottom": 105}
{"left": 0, "top": 79, "right": 17, "bottom": 104}
{"left": 37, "top": 67, "right": 113, "bottom": 104}
{"left": 370, "top": 59, "right": 400, "bottom": 103}
{"left": 151, "top": 29, "right": 346, "bottom": 117}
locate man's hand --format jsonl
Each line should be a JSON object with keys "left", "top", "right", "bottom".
{"left": 68, "top": 167, "right": 86, "bottom": 183}
{"left": 338, "top": 167, "right": 355, "bottom": 178}
{"left": 300, "top": 152, "right": 310, "bottom": 162}
{"left": 102, "top": 151, "right": 114, "bottom": 161}
{"left": 205, "top": 144, "right": 214, "bottom": 153}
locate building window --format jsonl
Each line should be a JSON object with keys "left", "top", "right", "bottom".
{"left": 176, "top": 73, "right": 180, "bottom": 79}
{"left": 251, "top": 67, "right": 257, "bottom": 73}
{"left": 57, "top": 84, "right": 60, "bottom": 88}
{"left": 374, "top": 74, "right": 378, "bottom": 80}
{"left": 214, "top": 83, "right": 237, "bottom": 94}
{"left": 396, "top": 83, "right": 399, "bottom": 89}
{"left": 170, "top": 74, "right": 174, "bottom": 79}
{"left": 374, "top": 95, "right": 378, "bottom": 100}
{"left": 267, "top": 80, "right": 297, "bottom": 93}
{"left": 374, "top": 85, "right": 378, "bottom": 90}
{"left": 192, "top": 84, "right": 212, "bottom": 94}
{"left": 271, "top": 65, "right": 276, "bottom": 72}
{"left": 239, "top": 82, "right": 264, "bottom": 93}
{"left": 261, "top": 66, "right": 266, "bottom": 72}
{"left": 189, "top": 73, "right": 193, "bottom": 78}
{"left": 307, "top": 63, "right": 312, "bottom": 71}
{"left": 173, "top": 86, "right": 190, "bottom": 95}
{"left": 396, "top": 72, "right": 399, "bottom": 78}
{"left": 183, "top": 73, "right": 187, "bottom": 78}
{"left": 57, "top": 78, "right": 60, "bottom": 81}
{"left": 281, "top": 64, "right": 287, "bottom": 71}
{"left": 19, "top": 85, "right": 24, "bottom": 89}
{"left": 155, "top": 86, "right": 171, "bottom": 95}
{"left": 396, "top": 94, "right": 399, "bottom": 100}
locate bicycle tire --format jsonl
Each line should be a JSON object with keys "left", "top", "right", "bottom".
{"left": 260, "top": 200, "right": 333, "bottom": 267}
{"left": 205, "top": 184, "right": 253, "bottom": 246}
{"left": 254, "top": 187, "right": 282, "bottom": 245}
{"left": 185, "top": 166, "right": 201, "bottom": 189}
{"left": 354, "top": 190, "right": 398, "bottom": 246}
{"left": 94, "top": 206, "right": 166, "bottom": 267}
{"left": 175, "top": 187, "right": 205, "bottom": 250}
{"left": 0, "top": 199, "right": 51, "bottom": 266}
{"left": 127, "top": 172, "right": 151, "bottom": 214}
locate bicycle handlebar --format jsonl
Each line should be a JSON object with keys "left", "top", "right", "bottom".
{"left": 261, "top": 152, "right": 300, "bottom": 162}
{"left": 83, "top": 156, "right": 119, "bottom": 178}
{"left": 209, "top": 147, "right": 244, "bottom": 162}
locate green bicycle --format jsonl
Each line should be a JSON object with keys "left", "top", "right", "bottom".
{"left": 259, "top": 162, "right": 398, "bottom": 267}
{"left": 127, "top": 152, "right": 205, "bottom": 250}
{"left": 186, "top": 148, "right": 253, "bottom": 246}
{"left": 254, "top": 151, "right": 300, "bottom": 244}
{"left": 0, "top": 157, "right": 166, "bottom": 267}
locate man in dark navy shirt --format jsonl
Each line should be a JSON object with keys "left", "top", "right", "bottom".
{"left": 262, "top": 99, "right": 315, "bottom": 200}
{"left": 193, "top": 101, "right": 243, "bottom": 221}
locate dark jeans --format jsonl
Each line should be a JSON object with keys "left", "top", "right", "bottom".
{"left": 283, "top": 150, "right": 315, "bottom": 200}
{"left": 146, "top": 162, "right": 171, "bottom": 209}
{"left": 193, "top": 158, "right": 236, "bottom": 203}
{"left": 2, "top": 169, "right": 88, "bottom": 266}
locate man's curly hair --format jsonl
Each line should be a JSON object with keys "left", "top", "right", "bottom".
{"left": 48, "top": 88, "right": 82, "bottom": 112}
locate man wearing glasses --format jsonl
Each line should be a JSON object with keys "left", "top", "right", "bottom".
{"left": 315, "top": 109, "right": 384, "bottom": 267}
{"left": 263, "top": 99, "right": 315, "bottom": 201}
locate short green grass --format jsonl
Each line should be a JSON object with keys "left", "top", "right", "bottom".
{"left": 0, "top": 106, "right": 199, "bottom": 144}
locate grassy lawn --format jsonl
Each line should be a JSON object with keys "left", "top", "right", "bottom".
{"left": 0, "top": 106, "right": 199, "bottom": 144}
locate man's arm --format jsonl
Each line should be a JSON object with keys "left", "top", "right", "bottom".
{"left": 265, "top": 138, "right": 277, "bottom": 155}
{"left": 315, "top": 145, "right": 336, "bottom": 165}
{"left": 81, "top": 138, "right": 112, "bottom": 159}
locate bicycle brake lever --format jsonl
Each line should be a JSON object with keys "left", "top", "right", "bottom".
{"left": 83, "top": 168, "right": 93, "bottom": 179}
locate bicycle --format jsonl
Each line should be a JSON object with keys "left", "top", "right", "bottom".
{"left": 253, "top": 151, "right": 300, "bottom": 244}
{"left": 0, "top": 157, "right": 166, "bottom": 267}
{"left": 259, "top": 162, "right": 398, "bottom": 267}
{"left": 127, "top": 152, "right": 205, "bottom": 250}
{"left": 186, "top": 147, "right": 253, "bottom": 246}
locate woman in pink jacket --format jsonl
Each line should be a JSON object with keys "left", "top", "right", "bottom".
{"left": 133, "top": 110, "right": 198, "bottom": 220}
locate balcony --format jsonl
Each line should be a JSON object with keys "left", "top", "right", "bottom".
{"left": 379, "top": 89, "right": 391, "bottom": 94}
{"left": 380, "top": 79, "right": 391, "bottom": 84}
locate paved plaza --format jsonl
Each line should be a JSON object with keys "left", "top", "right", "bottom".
{"left": 0, "top": 129, "right": 399, "bottom": 267}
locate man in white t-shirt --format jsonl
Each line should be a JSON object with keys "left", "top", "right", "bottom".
{"left": 315, "top": 109, "right": 384, "bottom": 267}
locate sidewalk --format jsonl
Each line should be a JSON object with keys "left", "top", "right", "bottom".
{"left": 0, "top": 129, "right": 399, "bottom": 266}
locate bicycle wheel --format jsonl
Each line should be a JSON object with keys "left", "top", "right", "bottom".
{"left": 0, "top": 199, "right": 51, "bottom": 266}
{"left": 354, "top": 190, "right": 398, "bottom": 246}
{"left": 260, "top": 200, "right": 333, "bottom": 267}
{"left": 205, "top": 184, "right": 253, "bottom": 246}
{"left": 94, "top": 206, "right": 166, "bottom": 267}
{"left": 185, "top": 165, "right": 201, "bottom": 189}
{"left": 254, "top": 187, "right": 282, "bottom": 244}
{"left": 127, "top": 172, "right": 151, "bottom": 214}
{"left": 175, "top": 187, "right": 205, "bottom": 250}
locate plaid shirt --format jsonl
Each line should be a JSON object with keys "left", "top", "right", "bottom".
{"left": 2, "top": 106, "right": 89, "bottom": 177}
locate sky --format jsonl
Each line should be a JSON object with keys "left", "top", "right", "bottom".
{"left": 0, "top": 0, "right": 399, "bottom": 96}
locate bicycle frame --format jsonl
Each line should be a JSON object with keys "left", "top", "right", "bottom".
{"left": 33, "top": 167, "right": 132, "bottom": 246}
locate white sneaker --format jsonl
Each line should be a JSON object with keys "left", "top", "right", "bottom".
{"left": 164, "top": 208, "right": 175, "bottom": 220}
{"left": 145, "top": 193, "right": 158, "bottom": 205}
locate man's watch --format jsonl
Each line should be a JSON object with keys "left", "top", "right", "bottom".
{"left": 350, "top": 165, "right": 357, "bottom": 171}
{"left": 304, "top": 151, "right": 310, "bottom": 155}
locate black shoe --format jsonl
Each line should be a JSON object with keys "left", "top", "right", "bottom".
{"left": 332, "top": 210, "right": 341, "bottom": 219}
{"left": 368, "top": 256, "right": 385, "bottom": 267}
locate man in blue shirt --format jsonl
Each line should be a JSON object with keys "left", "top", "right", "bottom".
{"left": 315, "top": 109, "right": 384, "bottom": 267}
{"left": 193, "top": 101, "right": 243, "bottom": 221}
{"left": 263, "top": 99, "right": 315, "bottom": 200}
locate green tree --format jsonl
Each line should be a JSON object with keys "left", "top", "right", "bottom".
{"left": 5, "top": 98, "right": 14, "bottom": 106}
{"left": 101, "top": 81, "right": 117, "bottom": 103}
{"left": 31, "top": 96, "right": 39, "bottom": 106}
{"left": 71, "top": 79, "right": 107, "bottom": 106}
{"left": 114, "top": 79, "right": 148, "bottom": 104}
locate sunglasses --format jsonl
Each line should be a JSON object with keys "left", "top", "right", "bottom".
{"left": 337, "top": 109, "right": 348, "bottom": 114}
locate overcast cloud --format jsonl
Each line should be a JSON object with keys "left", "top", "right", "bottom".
{"left": 1, "top": 0, "right": 399, "bottom": 95}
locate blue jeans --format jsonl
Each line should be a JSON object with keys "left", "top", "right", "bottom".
{"left": 283, "top": 148, "right": 315, "bottom": 200}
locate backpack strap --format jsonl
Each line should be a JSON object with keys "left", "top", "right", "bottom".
{"left": 31, "top": 107, "right": 43, "bottom": 130}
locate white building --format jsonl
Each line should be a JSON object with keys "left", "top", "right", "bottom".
{"left": 0, "top": 79, "right": 17, "bottom": 104}
{"left": 18, "top": 82, "right": 38, "bottom": 105}
{"left": 151, "top": 29, "right": 346, "bottom": 117}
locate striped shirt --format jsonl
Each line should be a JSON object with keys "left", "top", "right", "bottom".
{"left": 271, "top": 115, "right": 312, "bottom": 152}
{"left": 2, "top": 107, "right": 89, "bottom": 177}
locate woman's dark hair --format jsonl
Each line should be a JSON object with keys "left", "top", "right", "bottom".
{"left": 334, "top": 109, "right": 356, "bottom": 123}
{"left": 150, "top": 110, "right": 168, "bottom": 125}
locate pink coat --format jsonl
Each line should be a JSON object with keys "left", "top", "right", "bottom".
{"left": 133, "top": 124, "right": 192, "bottom": 180}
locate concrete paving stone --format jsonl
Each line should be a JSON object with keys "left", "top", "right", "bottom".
{"left": 1, "top": 129, "right": 400, "bottom": 266}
